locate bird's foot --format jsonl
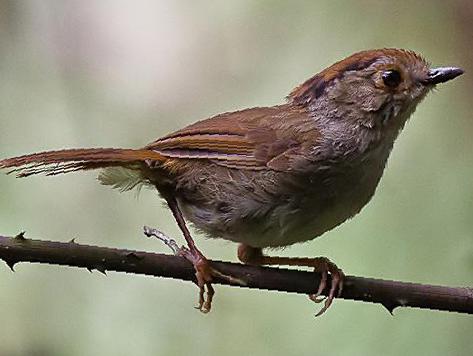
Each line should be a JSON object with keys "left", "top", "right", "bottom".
{"left": 175, "top": 246, "right": 216, "bottom": 313}
{"left": 237, "top": 244, "right": 344, "bottom": 316}
{"left": 143, "top": 226, "right": 244, "bottom": 313}
{"left": 178, "top": 246, "right": 247, "bottom": 312}
{"left": 143, "top": 226, "right": 214, "bottom": 312}
{"left": 307, "top": 257, "right": 344, "bottom": 316}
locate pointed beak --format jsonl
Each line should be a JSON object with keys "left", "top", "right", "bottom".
{"left": 423, "top": 67, "right": 464, "bottom": 85}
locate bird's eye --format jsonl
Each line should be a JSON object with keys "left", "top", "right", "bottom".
{"left": 382, "top": 70, "right": 402, "bottom": 88}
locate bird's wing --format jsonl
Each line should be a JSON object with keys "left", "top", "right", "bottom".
{"left": 145, "top": 105, "right": 319, "bottom": 171}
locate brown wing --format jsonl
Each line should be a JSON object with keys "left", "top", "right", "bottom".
{"left": 145, "top": 104, "right": 320, "bottom": 171}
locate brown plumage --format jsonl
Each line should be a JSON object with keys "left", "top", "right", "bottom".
{"left": 0, "top": 48, "right": 464, "bottom": 315}
{"left": 288, "top": 49, "right": 428, "bottom": 103}
{"left": 148, "top": 104, "right": 318, "bottom": 171}
{"left": 0, "top": 148, "right": 166, "bottom": 177}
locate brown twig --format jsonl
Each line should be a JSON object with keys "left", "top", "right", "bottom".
{"left": 0, "top": 232, "right": 472, "bottom": 315}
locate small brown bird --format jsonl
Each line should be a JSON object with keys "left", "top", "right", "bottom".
{"left": 0, "top": 48, "right": 463, "bottom": 315}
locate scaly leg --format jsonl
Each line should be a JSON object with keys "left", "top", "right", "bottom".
{"left": 160, "top": 196, "right": 245, "bottom": 312}
{"left": 237, "top": 244, "right": 344, "bottom": 316}
{"left": 165, "top": 196, "right": 215, "bottom": 313}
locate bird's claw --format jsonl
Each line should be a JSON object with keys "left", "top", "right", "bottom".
{"left": 307, "top": 257, "right": 344, "bottom": 316}
{"left": 144, "top": 226, "right": 244, "bottom": 313}
{"left": 177, "top": 247, "right": 215, "bottom": 313}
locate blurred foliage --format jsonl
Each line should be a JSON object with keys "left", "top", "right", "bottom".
{"left": 0, "top": 1, "right": 472, "bottom": 355}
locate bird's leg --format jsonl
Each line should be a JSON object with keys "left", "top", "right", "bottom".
{"left": 165, "top": 196, "right": 215, "bottom": 313}
{"left": 237, "top": 244, "right": 344, "bottom": 316}
{"left": 161, "top": 196, "right": 245, "bottom": 312}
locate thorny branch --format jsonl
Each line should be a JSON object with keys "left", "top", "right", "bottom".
{"left": 0, "top": 230, "right": 472, "bottom": 315}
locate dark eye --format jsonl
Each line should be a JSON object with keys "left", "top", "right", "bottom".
{"left": 382, "top": 70, "right": 402, "bottom": 88}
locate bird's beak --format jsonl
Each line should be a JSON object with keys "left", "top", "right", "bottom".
{"left": 423, "top": 67, "right": 464, "bottom": 85}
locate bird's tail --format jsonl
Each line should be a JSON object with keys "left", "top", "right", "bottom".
{"left": 0, "top": 148, "right": 166, "bottom": 178}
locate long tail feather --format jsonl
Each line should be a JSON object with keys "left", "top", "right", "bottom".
{"left": 0, "top": 148, "right": 166, "bottom": 177}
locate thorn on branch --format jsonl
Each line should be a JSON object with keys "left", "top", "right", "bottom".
{"left": 87, "top": 263, "right": 107, "bottom": 275}
{"left": 381, "top": 302, "right": 398, "bottom": 315}
{"left": 14, "top": 231, "right": 26, "bottom": 241}
{"left": 4, "top": 259, "right": 17, "bottom": 272}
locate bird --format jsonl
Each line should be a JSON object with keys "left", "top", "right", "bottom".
{"left": 0, "top": 48, "right": 464, "bottom": 315}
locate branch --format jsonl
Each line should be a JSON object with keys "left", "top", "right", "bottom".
{"left": 0, "top": 232, "right": 472, "bottom": 315}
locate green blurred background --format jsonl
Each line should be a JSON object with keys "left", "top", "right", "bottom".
{"left": 0, "top": 1, "right": 472, "bottom": 355}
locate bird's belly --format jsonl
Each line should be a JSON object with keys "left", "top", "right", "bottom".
{"left": 180, "top": 175, "right": 378, "bottom": 248}
{"left": 227, "top": 188, "right": 374, "bottom": 248}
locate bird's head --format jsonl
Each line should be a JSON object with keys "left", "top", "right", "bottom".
{"left": 289, "top": 48, "right": 463, "bottom": 129}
